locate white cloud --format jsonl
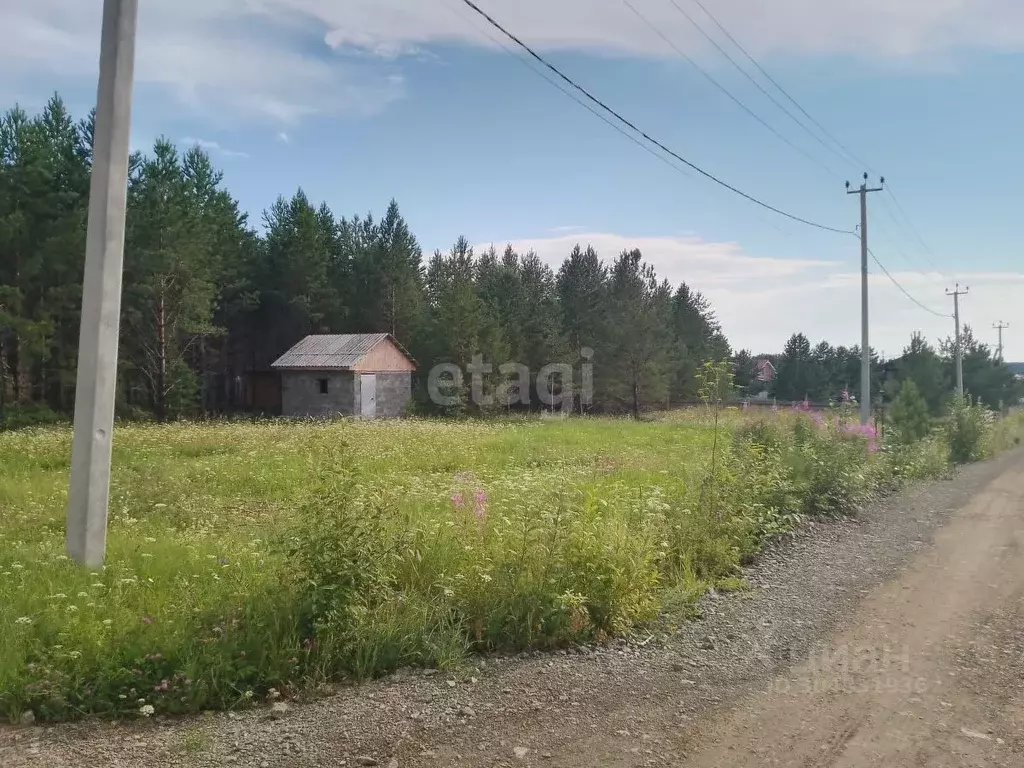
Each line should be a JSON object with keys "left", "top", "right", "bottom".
{"left": 481, "top": 232, "right": 1024, "bottom": 360}
{"left": 278, "top": 0, "right": 1024, "bottom": 60}
{"left": 3, "top": 0, "right": 1024, "bottom": 125}
{"left": 0, "top": 0, "right": 405, "bottom": 124}
{"left": 180, "top": 137, "right": 249, "bottom": 158}
{"left": 277, "top": 132, "right": 291, "bottom": 144}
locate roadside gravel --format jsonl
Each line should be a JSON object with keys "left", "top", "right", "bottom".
{"left": 2, "top": 450, "right": 1018, "bottom": 768}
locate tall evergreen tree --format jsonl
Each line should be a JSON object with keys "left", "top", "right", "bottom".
{"left": 670, "top": 282, "right": 730, "bottom": 402}
{"left": 252, "top": 190, "right": 343, "bottom": 368}
{"left": 344, "top": 200, "right": 423, "bottom": 345}
{"left": 773, "top": 333, "right": 814, "bottom": 402}
{"left": 603, "top": 249, "right": 674, "bottom": 417}
{"left": 420, "top": 237, "right": 506, "bottom": 412}
{"left": 892, "top": 332, "right": 948, "bottom": 415}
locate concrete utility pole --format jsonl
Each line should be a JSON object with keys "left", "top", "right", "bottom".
{"left": 67, "top": 0, "right": 138, "bottom": 567}
{"left": 946, "top": 284, "right": 969, "bottom": 398}
{"left": 993, "top": 321, "right": 1008, "bottom": 362}
{"left": 846, "top": 173, "right": 884, "bottom": 425}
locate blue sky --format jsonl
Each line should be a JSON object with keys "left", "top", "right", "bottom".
{"left": 3, "top": 0, "right": 1023, "bottom": 359}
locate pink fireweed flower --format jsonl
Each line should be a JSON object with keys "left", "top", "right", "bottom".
{"left": 473, "top": 489, "right": 488, "bottom": 523}
{"left": 451, "top": 492, "right": 465, "bottom": 508}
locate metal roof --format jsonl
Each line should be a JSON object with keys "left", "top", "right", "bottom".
{"left": 271, "top": 333, "right": 398, "bottom": 370}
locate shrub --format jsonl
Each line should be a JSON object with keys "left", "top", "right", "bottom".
{"left": 945, "top": 396, "right": 988, "bottom": 464}
{"left": 889, "top": 380, "right": 932, "bottom": 445}
{"left": 0, "top": 403, "right": 65, "bottom": 431}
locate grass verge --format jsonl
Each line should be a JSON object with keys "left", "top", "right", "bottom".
{"left": 2, "top": 407, "right": 1021, "bottom": 722}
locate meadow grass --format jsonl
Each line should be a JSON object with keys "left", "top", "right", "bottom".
{"left": 1, "top": 409, "right": 1021, "bottom": 722}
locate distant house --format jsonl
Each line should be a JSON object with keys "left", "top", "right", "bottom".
{"left": 749, "top": 358, "right": 776, "bottom": 401}
{"left": 271, "top": 334, "right": 416, "bottom": 419}
{"left": 755, "top": 358, "right": 776, "bottom": 383}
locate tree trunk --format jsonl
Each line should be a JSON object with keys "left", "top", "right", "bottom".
{"left": 0, "top": 338, "right": 8, "bottom": 415}
{"left": 155, "top": 291, "right": 167, "bottom": 422}
{"left": 13, "top": 334, "right": 30, "bottom": 404}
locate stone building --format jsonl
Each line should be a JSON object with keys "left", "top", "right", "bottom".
{"left": 271, "top": 334, "right": 416, "bottom": 419}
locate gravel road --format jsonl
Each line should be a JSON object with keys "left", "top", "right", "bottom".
{"left": 3, "top": 449, "right": 1022, "bottom": 767}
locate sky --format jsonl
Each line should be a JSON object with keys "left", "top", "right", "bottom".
{"left": 3, "top": 0, "right": 1023, "bottom": 360}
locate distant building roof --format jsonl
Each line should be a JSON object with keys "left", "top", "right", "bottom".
{"left": 271, "top": 334, "right": 416, "bottom": 371}
{"left": 755, "top": 358, "right": 776, "bottom": 382}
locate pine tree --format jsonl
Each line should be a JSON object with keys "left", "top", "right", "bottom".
{"left": 893, "top": 332, "right": 948, "bottom": 415}
{"left": 556, "top": 244, "right": 606, "bottom": 411}
{"left": 253, "top": 190, "right": 343, "bottom": 368}
{"left": 890, "top": 379, "right": 932, "bottom": 444}
{"left": 603, "top": 249, "right": 674, "bottom": 417}
{"left": 420, "top": 237, "right": 506, "bottom": 412}
{"left": 774, "top": 333, "right": 814, "bottom": 402}
{"left": 670, "top": 282, "right": 730, "bottom": 402}
{"left": 122, "top": 139, "right": 220, "bottom": 419}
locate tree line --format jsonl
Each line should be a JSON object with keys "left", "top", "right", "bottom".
{"left": 2, "top": 97, "right": 1019, "bottom": 424}
{"left": 743, "top": 329, "right": 1021, "bottom": 416}
{"left": 1, "top": 96, "right": 733, "bottom": 422}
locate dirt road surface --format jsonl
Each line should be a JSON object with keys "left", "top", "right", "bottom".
{"left": 3, "top": 450, "right": 1023, "bottom": 767}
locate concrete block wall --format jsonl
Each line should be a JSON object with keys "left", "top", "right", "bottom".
{"left": 281, "top": 371, "right": 356, "bottom": 417}
{"left": 374, "top": 372, "right": 412, "bottom": 418}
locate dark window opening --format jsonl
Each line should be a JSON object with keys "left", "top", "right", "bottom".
{"left": 318, "top": 378, "right": 329, "bottom": 395}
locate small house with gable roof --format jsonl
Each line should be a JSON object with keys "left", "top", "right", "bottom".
{"left": 271, "top": 333, "right": 416, "bottom": 419}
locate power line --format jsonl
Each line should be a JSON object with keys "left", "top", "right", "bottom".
{"left": 883, "top": 185, "right": 948, "bottom": 276}
{"left": 687, "top": 0, "right": 873, "bottom": 173}
{"left": 458, "top": 0, "right": 852, "bottom": 235}
{"left": 865, "top": 243, "right": 951, "bottom": 318}
{"left": 661, "top": 0, "right": 848, "bottom": 176}
{"left": 620, "top": 0, "right": 841, "bottom": 180}
{"left": 439, "top": 0, "right": 696, "bottom": 181}
{"left": 872, "top": 198, "right": 939, "bottom": 275}
{"left": 875, "top": 194, "right": 947, "bottom": 277}
{"left": 688, "top": 0, "right": 950, "bottom": 282}
{"left": 684, "top": 0, "right": 948, "bottom": 280}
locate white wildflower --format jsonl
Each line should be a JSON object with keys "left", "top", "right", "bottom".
{"left": 139, "top": 704, "right": 155, "bottom": 717}
{"left": 15, "top": 616, "right": 32, "bottom": 625}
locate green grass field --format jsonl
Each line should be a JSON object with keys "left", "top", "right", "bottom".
{"left": 1, "top": 409, "right": 1019, "bottom": 722}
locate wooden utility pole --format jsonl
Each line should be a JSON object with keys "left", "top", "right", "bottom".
{"left": 946, "top": 284, "right": 969, "bottom": 398}
{"left": 67, "top": 0, "right": 138, "bottom": 567}
{"left": 846, "top": 173, "right": 884, "bottom": 425}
